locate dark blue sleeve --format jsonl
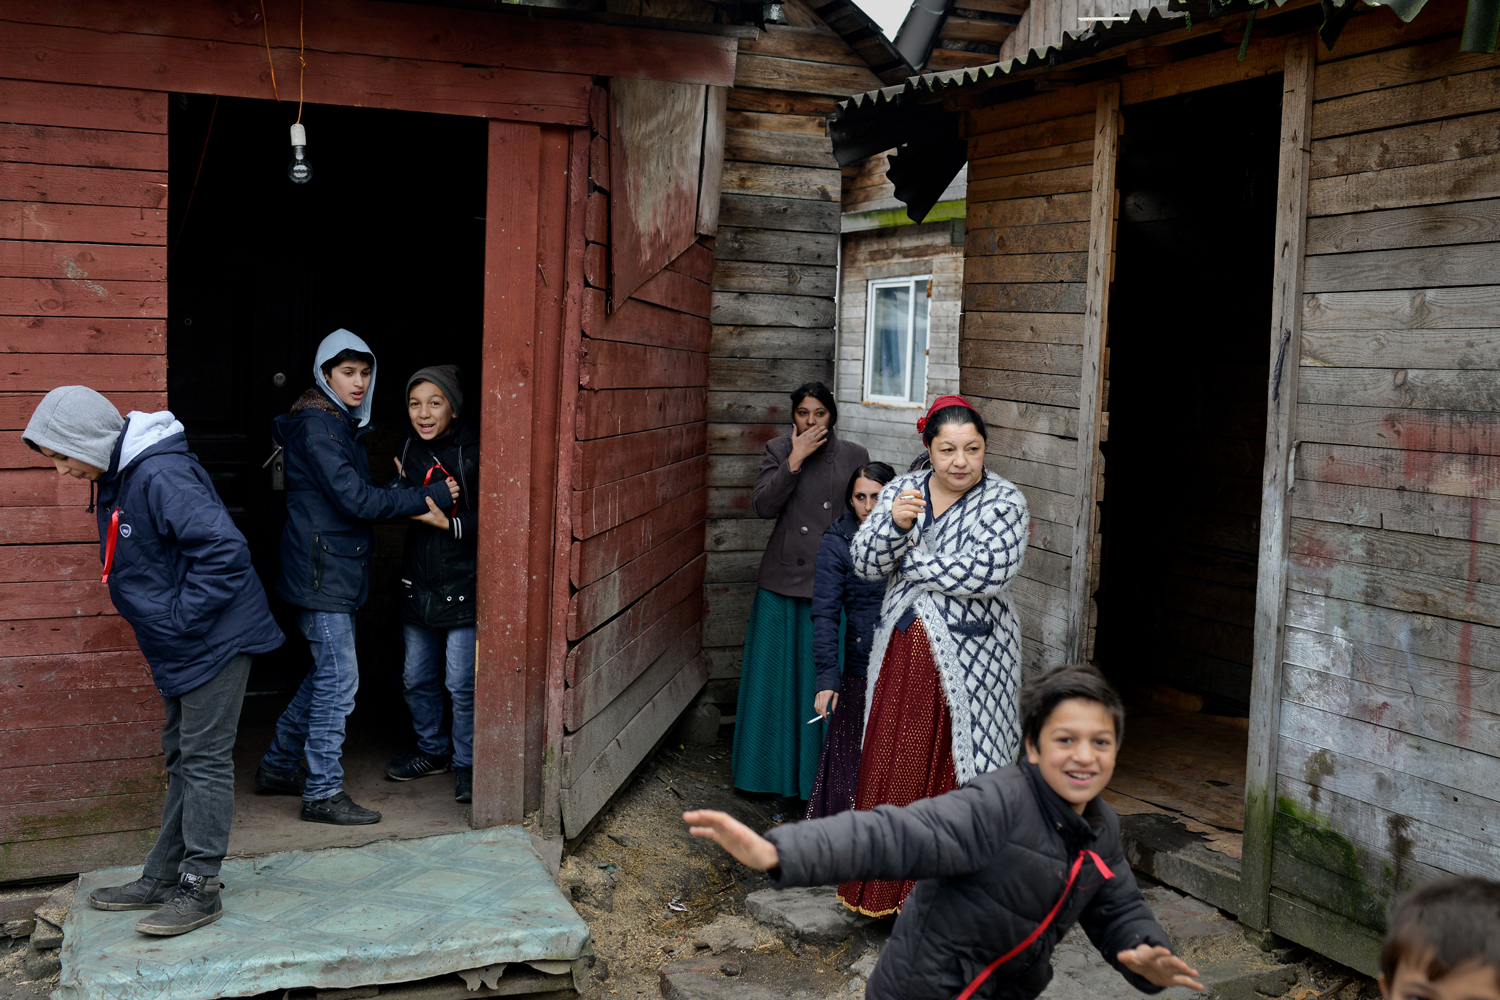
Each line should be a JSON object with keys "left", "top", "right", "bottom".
{"left": 811, "top": 533, "right": 848, "bottom": 692}
{"left": 144, "top": 464, "right": 258, "bottom": 638}
{"left": 297, "top": 417, "right": 450, "bottom": 520}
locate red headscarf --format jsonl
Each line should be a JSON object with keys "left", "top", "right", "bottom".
{"left": 917, "top": 394, "right": 979, "bottom": 435}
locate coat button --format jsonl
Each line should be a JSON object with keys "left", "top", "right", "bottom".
{"left": 823, "top": 501, "right": 831, "bottom": 509}
{"left": 800, "top": 526, "right": 808, "bottom": 534}
{"left": 446, "top": 596, "right": 453, "bottom": 602}
{"left": 458, "top": 595, "right": 465, "bottom": 601}
{"left": 797, "top": 558, "right": 805, "bottom": 566}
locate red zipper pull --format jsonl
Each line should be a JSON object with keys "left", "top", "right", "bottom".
{"left": 102, "top": 508, "right": 121, "bottom": 583}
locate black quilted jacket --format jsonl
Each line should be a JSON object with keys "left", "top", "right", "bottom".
{"left": 763, "top": 763, "right": 1171, "bottom": 1000}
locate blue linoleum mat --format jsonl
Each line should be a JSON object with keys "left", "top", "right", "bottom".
{"left": 54, "top": 827, "right": 589, "bottom": 1000}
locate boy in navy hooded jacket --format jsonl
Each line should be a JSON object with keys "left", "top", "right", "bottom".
{"left": 255, "top": 330, "right": 458, "bottom": 826}
{"left": 23, "top": 386, "right": 284, "bottom": 937}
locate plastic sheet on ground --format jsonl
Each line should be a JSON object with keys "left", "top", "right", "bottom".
{"left": 53, "top": 827, "right": 590, "bottom": 1000}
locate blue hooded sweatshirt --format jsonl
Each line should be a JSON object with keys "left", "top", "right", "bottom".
{"left": 96, "top": 411, "right": 286, "bottom": 697}
{"left": 273, "top": 330, "right": 455, "bottom": 613}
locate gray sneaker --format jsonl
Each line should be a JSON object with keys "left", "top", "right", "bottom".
{"left": 134, "top": 874, "right": 223, "bottom": 936}
{"left": 88, "top": 875, "right": 176, "bottom": 911}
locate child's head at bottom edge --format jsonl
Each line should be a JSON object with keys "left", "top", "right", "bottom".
{"left": 1380, "top": 877, "right": 1500, "bottom": 1000}
{"left": 1019, "top": 664, "right": 1125, "bottom": 815}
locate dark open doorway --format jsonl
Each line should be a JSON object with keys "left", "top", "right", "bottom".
{"left": 167, "top": 94, "right": 487, "bottom": 847}
{"left": 1092, "top": 75, "right": 1282, "bottom": 872}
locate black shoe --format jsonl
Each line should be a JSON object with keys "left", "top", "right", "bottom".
{"left": 255, "top": 762, "right": 308, "bottom": 795}
{"left": 385, "top": 750, "right": 451, "bottom": 781}
{"left": 301, "top": 791, "right": 382, "bottom": 825}
{"left": 134, "top": 874, "right": 222, "bottom": 936}
{"left": 454, "top": 766, "right": 472, "bottom": 803}
{"left": 88, "top": 875, "right": 176, "bottom": 911}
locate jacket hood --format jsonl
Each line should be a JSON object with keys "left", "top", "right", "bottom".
{"left": 21, "top": 386, "right": 124, "bottom": 471}
{"left": 117, "top": 410, "right": 187, "bottom": 473}
{"left": 826, "top": 510, "right": 862, "bottom": 540}
{"left": 313, "top": 328, "right": 377, "bottom": 428}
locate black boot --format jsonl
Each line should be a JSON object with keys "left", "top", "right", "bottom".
{"left": 255, "top": 762, "right": 308, "bottom": 795}
{"left": 454, "top": 766, "right": 473, "bottom": 803}
{"left": 88, "top": 875, "right": 176, "bottom": 911}
{"left": 134, "top": 874, "right": 223, "bottom": 936}
{"left": 301, "top": 791, "right": 382, "bottom": 825}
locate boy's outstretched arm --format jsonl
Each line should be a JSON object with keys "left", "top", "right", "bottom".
{"left": 684, "top": 811, "right": 779, "bottom": 870}
{"left": 1116, "top": 945, "right": 1202, "bottom": 991}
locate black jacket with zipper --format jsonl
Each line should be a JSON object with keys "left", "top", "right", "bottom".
{"left": 764, "top": 763, "right": 1171, "bottom": 1000}
{"left": 392, "top": 417, "right": 480, "bottom": 629}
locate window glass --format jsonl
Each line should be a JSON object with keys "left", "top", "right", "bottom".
{"left": 864, "top": 276, "right": 930, "bottom": 405}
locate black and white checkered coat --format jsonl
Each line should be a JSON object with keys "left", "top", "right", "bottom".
{"left": 850, "top": 469, "right": 1029, "bottom": 784}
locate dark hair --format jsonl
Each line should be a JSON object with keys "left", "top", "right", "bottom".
{"left": 1380, "top": 878, "right": 1500, "bottom": 988}
{"left": 1019, "top": 664, "right": 1126, "bottom": 754}
{"left": 845, "top": 461, "right": 895, "bottom": 514}
{"left": 790, "top": 381, "right": 838, "bottom": 428}
{"left": 922, "top": 404, "right": 987, "bottom": 446}
{"left": 321, "top": 348, "right": 375, "bottom": 377}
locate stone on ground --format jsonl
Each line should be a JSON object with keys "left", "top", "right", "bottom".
{"left": 744, "top": 887, "right": 868, "bottom": 947}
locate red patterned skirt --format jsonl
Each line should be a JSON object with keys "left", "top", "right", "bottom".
{"left": 838, "top": 618, "right": 958, "bottom": 917}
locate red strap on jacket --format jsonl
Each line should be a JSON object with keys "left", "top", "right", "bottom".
{"left": 955, "top": 850, "right": 1115, "bottom": 1000}
{"left": 101, "top": 508, "right": 121, "bottom": 583}
{"left": 422, "top": 462, "right": 459, "bottom": 518}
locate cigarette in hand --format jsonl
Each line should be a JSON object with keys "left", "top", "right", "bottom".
{"left": 806, "top": 713, "right": 830, "bottom": 724}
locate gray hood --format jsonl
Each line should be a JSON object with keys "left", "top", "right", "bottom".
{"left": 21, "top": 386, "right": 125, "bottom": 471}
{"left": 313, "top": 328, "right": 377, "bottom": 428}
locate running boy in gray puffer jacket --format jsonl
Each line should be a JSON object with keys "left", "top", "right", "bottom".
{"left": 685, "top": 664, "right": 1203, "bottom": 1000}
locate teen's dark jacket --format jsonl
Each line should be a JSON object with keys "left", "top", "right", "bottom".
{"left": 811, "top": 511, "right": 887, "bottom": 694}
{"left": 763, "top": 763, "right": 1172, "bottom": 1000}
{"left": 273, "top": 387, "right": 452, "bottom": 614}
{"left": 391, "top": 417, "right": 479, "bottom": 628}
{"left": 97, "top": 416, "right": 284, "bottom": 697}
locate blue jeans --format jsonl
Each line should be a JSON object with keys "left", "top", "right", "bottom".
{"left": 261, "top": 610, "right": 360, "bottom": 801}
{"left": 402, "top": 623, "right": 476, "bottom": 769}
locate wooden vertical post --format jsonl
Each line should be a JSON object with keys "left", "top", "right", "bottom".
{"left": 474, "top": 120, "right": 542, "bottom": 828}
{"left": 1242, "top": 33, "right": 1316, "bottom": 934}
{"left": 1068, "top": 82, "right": 1119, "bottom": 663}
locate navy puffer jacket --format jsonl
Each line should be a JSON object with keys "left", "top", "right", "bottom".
{"left": 273, "top": 387, "right": 452, "bottom": 613}
{"left": 765, "top": 763, "right": 1171, "bottom": 1000}
{"left": 96, "top": 417, "right": 284, "bottom": 697}
{"left": 811, "top": 511, "right": 887, "bottom": 694}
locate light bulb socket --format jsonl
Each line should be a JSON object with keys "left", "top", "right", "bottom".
{"left": 289, "top": 123, "right": 307, "bottom": 147}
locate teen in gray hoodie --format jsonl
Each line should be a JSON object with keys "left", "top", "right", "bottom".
{"left": 23, "top": 387, "right": 284, "bottom": 937}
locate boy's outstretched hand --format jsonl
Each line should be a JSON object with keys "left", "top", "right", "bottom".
{"left": 683, "top": 810, "right": 780, "bottom": 871}
{"left": 1116, "top": 944, "right": 1203, "bottom": 991}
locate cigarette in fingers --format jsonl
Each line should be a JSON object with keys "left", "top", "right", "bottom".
{"left": 806, "top": 713, "right": 830, "bottom": 724}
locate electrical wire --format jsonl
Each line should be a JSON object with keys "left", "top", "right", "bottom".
{"left": 167, "top": 96, "right": 219, "bottom": 269}
{"left": 258, "top": 0, "right": 281, "bottom": 102}
{"left": 296, "top": 0, "right": 306, "bottom": 124}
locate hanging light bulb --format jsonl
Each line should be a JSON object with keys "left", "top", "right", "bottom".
{"left": 287, "top": 123, "right": 312, "bottom": 184}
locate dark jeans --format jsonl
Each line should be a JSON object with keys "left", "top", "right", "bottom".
{"left": 261, "top": 610, "right": 359, "bottom": 800}
{"left": 143, "top": 653, "right": 253, "bottom": 881}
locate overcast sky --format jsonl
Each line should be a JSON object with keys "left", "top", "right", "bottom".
{"left": 853, "top": 0, "right": 909, "bottom": 42}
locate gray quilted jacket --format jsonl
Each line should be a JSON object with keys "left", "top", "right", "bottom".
{"left": 764, "top": 764, "right": 1171, "bottom": 1000}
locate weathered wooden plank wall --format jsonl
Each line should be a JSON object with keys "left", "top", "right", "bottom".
{"left": 1265, "top": 3, "right": 1500, "bottom": 971}
{"left": 0, "top": 77, "right": 167, "bottom": 880}
{"left": 703, "top": 0, "right": 880, "bottom": 705}
{"left": 958, "top": 87, "right": 1101, "bottom": 674}
{"left": 558, "top": 84, "right": 712, "bottom": 836}
{"left": 836, "top": 223, "right": 962, "bottom": 465}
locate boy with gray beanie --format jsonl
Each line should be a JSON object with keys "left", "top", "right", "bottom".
{"left": 23, "top": 387, "right": 284, "bottom": 936}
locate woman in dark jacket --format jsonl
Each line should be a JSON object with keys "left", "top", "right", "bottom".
{"left": 732, "top": 382, "right": 869, "bottom": 802}
{"left": 804, "top": 461, "right": 894, "bottom": 821}
{"left": 256, "top": 330, "right": 457, "bottom": 827}
{"left": 383, "top": 366, "right": 480, "bottom": 804}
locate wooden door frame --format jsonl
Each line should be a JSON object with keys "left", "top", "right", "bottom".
{"left": 1241, "top": 32, "right": 1315, "bottom": 934}
{"left": 472, "top": 119, "right": 584, "bottom": 829}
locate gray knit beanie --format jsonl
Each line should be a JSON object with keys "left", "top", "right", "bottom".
{"left": 406, "top": 365, "right": 464, "bottom": 418}
{"left": 22, "top": 386, "right": 125, "bottom": 471}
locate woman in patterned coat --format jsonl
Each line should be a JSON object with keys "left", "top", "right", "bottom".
{"left": 841, "top": 395, "right": 1029, "bottom": 916}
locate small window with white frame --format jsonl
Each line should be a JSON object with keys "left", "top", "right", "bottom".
{"left": 863, "top": 275, "right": 931, "bottom": 407}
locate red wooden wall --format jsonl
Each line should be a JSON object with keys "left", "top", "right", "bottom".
{"left": 0, "top": 79, "right": 169, "bottom": 880}
{"left": 556, "top": 84, "right": 712, "bottom": 837}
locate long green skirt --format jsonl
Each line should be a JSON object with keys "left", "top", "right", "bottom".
{"left": 731, "top": 588, "right": 824, "bottom": 800}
